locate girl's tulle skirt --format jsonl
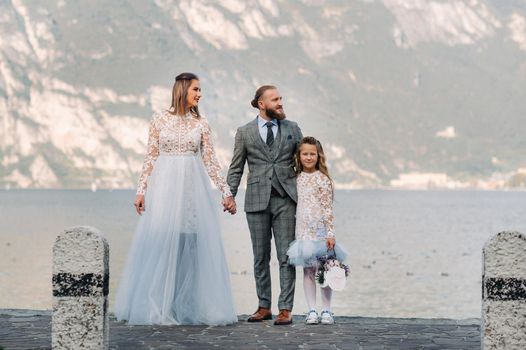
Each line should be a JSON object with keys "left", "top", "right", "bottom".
{"left": 287, "top": 239, "right": 348, "bottom": 267}
{"left": 114, "top": 154, "right": 237, "bottom": 326}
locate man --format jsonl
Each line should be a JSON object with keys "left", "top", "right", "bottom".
{"left": 226, "top": 85, "right": 303, "bottom": 325}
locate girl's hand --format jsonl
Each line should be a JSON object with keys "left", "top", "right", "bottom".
{"left": 326, "top": 237, "right": 335, "bottom": 250}
{"left": 134, "top": 194, "right": 145, "bottom": 215}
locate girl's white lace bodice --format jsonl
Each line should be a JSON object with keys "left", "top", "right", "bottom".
{"left": 295, "top": 170, "right": 335, "bottom": 240}
{"left": 136, "top": 111, "right": 231, "bottom": 198}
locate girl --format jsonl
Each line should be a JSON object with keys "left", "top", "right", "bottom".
{"left": 287, "top": 136, "right": 347, "bottom": 325}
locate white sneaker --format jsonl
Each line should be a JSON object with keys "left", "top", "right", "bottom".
{"left": 320, "top": 310, "right": 334, "bottom": 325}
{"left": 305, "top": 310, "right": 319, "bottom": 324}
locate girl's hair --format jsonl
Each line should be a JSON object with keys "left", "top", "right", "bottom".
{"left": 295, "top": 136, "right": 334, "bottom": 189}
{"left": 251, "top": 85, "right": 276, "bottom": 109}
{"left": 169, "top": 72, "right": 201, "bottom": 118}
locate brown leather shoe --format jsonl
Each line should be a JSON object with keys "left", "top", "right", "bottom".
{"left": 273, "top": 309, "right": 292, "bottom": 325}
{"left": 247, "top": 307, "right": 272, "bottom": 322}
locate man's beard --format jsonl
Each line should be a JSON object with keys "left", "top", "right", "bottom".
{"left": 266, "top": 107, "right": 286, "bottom": 120}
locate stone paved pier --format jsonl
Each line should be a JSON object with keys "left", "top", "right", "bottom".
{"left": 0, "top": 309, "right": 480, "bottom": 349}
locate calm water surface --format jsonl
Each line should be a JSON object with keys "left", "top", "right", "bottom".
{"left": 1, "top": 189, "right": 525, "bottom": 319}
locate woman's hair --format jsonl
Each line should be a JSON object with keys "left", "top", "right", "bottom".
{"left": 169, "top": 72, "right": 201, "bottom": 118}
{"left": 295, "top": 136, "right": 334, "bottom": 190}
{"left": 251, "top": 85, "right": 276, "bottom": 109}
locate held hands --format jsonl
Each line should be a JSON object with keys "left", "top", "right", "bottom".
{"left": 222, "top": 196, "right": 237, "bottom": 215}
{"left": 326, "top": 237, "right": 336, "bottom": 250}
{"left": 134, "top": 194, "right": 145, "bottom": 215}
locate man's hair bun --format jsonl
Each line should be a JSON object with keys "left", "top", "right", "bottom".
{"left": 251, "top": 85, "right": 276, "bottom": 109}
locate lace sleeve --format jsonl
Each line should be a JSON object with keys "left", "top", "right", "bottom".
{"left": 319, "top": 173, "right": 335, "bottom": 238}
{"left": 136, "top": 116, "right": 160, "bottom": 195}
{"left": 200, "top": 118, "right": 232, "bottom": 198}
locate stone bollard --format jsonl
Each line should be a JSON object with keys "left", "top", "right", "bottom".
{"left": 52, "top": 226, "right": 109, "bottom": 350}
{"left": 482, "top": 231, "right": 526, "bottom": 350}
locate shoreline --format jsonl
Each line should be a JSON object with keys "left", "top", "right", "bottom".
{"left": 0, "top": 308, "right": 481, "bottom": 325}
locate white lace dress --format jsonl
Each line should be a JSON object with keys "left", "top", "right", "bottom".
{"left": 114, "top": 111, "right": 237, "bottom": 326}
{"left": 286, "top": 170, "right": 348, "bottom": 267}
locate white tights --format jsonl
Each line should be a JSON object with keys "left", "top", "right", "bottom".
{"left": 303, "top": 266, "right": 332, "bottom": 312}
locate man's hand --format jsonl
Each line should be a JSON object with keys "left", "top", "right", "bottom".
{"left": 223, "top": 196, "right": 237, "bottom": 215}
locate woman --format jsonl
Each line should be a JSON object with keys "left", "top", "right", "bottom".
{"left": 114, "top": 72, "right": 238, "bottom": 326}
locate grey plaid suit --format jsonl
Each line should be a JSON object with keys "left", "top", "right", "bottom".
{"left": 227, "top": 117, "right": 302, "bottom": 311}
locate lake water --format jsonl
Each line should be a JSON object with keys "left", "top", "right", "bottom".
{"left": 1, "top": 189, "right": 525, "bottom": 319}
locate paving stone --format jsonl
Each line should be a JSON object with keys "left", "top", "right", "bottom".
{"left": 0, "top": 310, "right": 481, "bottom": 350}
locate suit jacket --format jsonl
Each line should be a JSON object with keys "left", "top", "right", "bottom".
{"left": 227, "top": 117, "right": 303, "bottom": 212}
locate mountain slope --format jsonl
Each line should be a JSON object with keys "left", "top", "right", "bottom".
{"left": 1, "top": 0, "right": 525, "bottom": 189}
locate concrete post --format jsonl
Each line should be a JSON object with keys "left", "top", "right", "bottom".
{"left": 52, "top": 226, "right": 109, "bottom": 350}
{"left": 482, "top": 231, "right": 526, "bottom": 350}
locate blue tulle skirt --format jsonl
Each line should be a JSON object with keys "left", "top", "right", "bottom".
{"left": 287, "top": 239, "right": 348, "bottom": 267}
{"left": 114, "top": 154, "right": 237, "bottom": 326}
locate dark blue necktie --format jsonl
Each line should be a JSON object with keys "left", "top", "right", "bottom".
{"left": 265, "top": 122, "right": 274, "bottom": 146}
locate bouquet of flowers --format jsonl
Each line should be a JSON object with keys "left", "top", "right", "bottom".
{"left": 315, "top": 254, "right": 350, "bottom": 291}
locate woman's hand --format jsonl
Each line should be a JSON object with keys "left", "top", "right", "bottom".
{"left": 134, "top": 194, "right": 145, "bottom": 215}
{"left": 223, "top": 196, "right": 237, "bottom": 215}
{"left": 326, "top": 237, "right": 335, "bottom": 250}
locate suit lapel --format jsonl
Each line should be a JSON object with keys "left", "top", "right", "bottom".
{"left": 248, "top": 117, "right": 273, "bottom": 160}
{"left": 272, "top": 120, "right": 287, "bottom": 160}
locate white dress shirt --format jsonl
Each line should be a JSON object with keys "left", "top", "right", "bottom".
{"left": 257, "top": 116, "right": 278, "bottom": 143}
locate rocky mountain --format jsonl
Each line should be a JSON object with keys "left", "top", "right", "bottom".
{"left": 1, "top": 0, "right": 525, "bottom": 189}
